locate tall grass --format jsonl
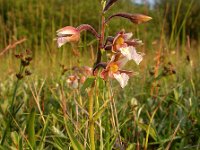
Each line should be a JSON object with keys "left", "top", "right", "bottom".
{"left": 0, "top": 0, "right": 200, "bottom": 149}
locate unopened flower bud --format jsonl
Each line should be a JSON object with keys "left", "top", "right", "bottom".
{"left": 106, "top": 13, "right": 152, "bottom": 24}
{"left": 130, "top": 14, "right": 152, "bottom": 24}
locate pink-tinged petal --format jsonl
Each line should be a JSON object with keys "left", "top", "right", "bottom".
{"left": 56, "top": 26, "right": 78, "bottom": 36}
{"left": 123, "top": 32, "right": 133, "bottom": 40}
{"left": 129, "top": 46, "right": 143, "bottom": 65}
{"left": 80, "top": 76, "right": 86, "bottom": 84}
{"left": 125, "top": 39, "right": 143, "bottom": 47}
{"left": 113, "top": 73, "right": 129, "bottom": 88}
{"left": 120, "top": 46, "right": 143, "bottom": 65}
{"left": 67, "top": 34, "right": 80, "bottom": 42}
{"left": 119, "top": 47, "right": 133, "bottom": 60}
{"left": 57, "top": 34, "right": 80, "bottom": 47}
{"left": 116, "top": 56, "right": 129, "bottom": 68}
{"left": 57, "top": 37, "right": 68, "bottom": 48}
{"left": 72, "top": 79, "right": 79, "bottom": 89}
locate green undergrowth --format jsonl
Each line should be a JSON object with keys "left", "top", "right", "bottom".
{"left": 0, "top": 45, "right": 199, "bottom": 149}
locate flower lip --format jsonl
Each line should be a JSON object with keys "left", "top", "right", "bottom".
{"left": 113, "top": 73, "right": 129, "bottom": 88}
{"left": 99, "top": 53, "right": 134, "bottom": 88}
{"left": 119, "top": 46, "right": 144, "bottom": 65}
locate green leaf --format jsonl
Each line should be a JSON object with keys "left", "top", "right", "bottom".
{"left": 38, "top": 115, "right": 50, "bottom": 150}
{"left": 19, "top": 137, "right": 23, "bottom": 150}
{"left": 126, "top": 143, "right": 136, "bottom": 150}
{"left": 27, "top": 108, "right": 36, "bottom": 149}
{"left": 97, "top": 77, "right": 105, "bottom": 91}
{"left": 138, "top": 122, "right": 157, "bottom": 141}
{"left": 93, "top": 100, "right": 109, "bottom": 121}
{"left": 173, "top": 89, "right": 179, "bottom": 101}
{"left": 64, "top": 118, "right": 84, "bottom": 150}
{"left": 81, "top": 77, "right": 95, "bottom": 92}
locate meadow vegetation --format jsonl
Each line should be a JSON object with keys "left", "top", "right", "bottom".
{"left": 0, "top": 0, "right": 199, "bottom": 149}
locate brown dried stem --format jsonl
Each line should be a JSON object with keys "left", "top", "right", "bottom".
{"left": 0, "top": 38, "right": 27, "bottom": 57}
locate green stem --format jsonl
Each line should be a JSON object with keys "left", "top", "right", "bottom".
{"left": 94, "top": 13, "right": 105, "bottom": 67}
{"left": 1, "top": 64, "right": 24, "bottom": 145}
{"left": 88, "top": 84, "right": 95, "bottom": 150}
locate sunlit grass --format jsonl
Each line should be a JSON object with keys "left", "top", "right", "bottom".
{"left": 0, "top": 0, "right": 200, "bottom": 149}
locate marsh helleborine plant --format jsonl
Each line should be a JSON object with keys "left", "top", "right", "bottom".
{"left": 56, "top": 0, "right": 151, "bottom": 88}
{"left": 56, "top": 0, "right": 151, "bottom": 149}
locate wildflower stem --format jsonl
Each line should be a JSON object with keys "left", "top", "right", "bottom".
{"left": 94, "top": 13, "right": 106, "bottom": 66}
{"left": 77, "top": 24, "right": 100, "bottom": 39}
{"left": 10, "top": 64, "right": 24, "bottom": 113}
{"left": 88, "top": 83, "right": 95, "bottom": 150}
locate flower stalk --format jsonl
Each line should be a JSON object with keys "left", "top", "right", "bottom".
{"left": 77, "top": 24, "right": 100, "bottom": 39}
{"left": 94, "top": 13, "right": 106, "bottom": 66}
{"left": 88, "top": 82, "right": 95, "bottom": 150}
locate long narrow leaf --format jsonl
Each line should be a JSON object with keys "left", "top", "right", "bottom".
{"left": 27, "top": 108, "right": 36, "bottom": 149}
{"left": 64, "top": 117, "right": 84, "bottom": 150}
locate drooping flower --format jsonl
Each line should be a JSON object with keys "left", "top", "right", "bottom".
{"left": 108, "top": 31, "right": 144, "bottom": 65}
{"left": 56, "top": 26, "right": 80, "bottom": 47}
{"left": 56, "top": 24, "right": 99, "bottom": 48}
{"left": 111, "top": 30, "right": 142, "bottom": 51}
{"left": 66, "top": 75, "right": 79, "bottom": 89}
{"left": 66, "top": 66, "right": 93, "bottom": 89}
{"left": 100, "top": 55, "right": 132, "bottom": 88}
{"left": 112, "top": 31, "right": 132, "bottom": 52}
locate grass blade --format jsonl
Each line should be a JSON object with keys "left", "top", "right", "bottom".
{"left": 64, "top": 117, "right": 84, "bottom": 150}
{"left": 27, "top": 108, "right": 36, "bottom": 149}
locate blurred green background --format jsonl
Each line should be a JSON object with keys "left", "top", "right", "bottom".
{"left": 0, "top": 0, "right": 199, "bottom": 52}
